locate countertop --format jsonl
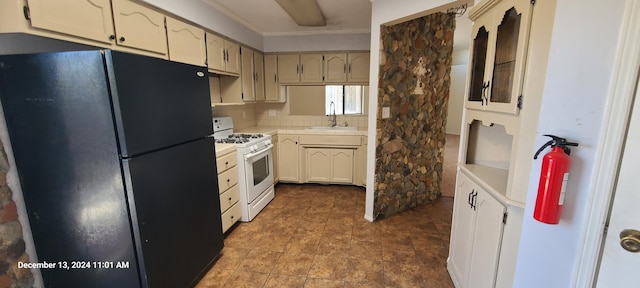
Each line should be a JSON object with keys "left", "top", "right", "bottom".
{"left": 237, "top": 126, "right": 368, "bottom": 136}
{"left": 214, "top": 143, "right": 236, "bottom": 156}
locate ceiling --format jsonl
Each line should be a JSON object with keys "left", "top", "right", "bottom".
{"left": 201, "top": 0, "right": 472, "bottom": 50}
{"left": 202, "top": 0, "right": 372, "bottom": 36}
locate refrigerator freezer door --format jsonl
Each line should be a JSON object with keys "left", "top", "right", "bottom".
{"left": 106, "top": 50, "right": 213, "bottom": 157}
{"left": 0, "top": 51, "right": 141, "bottom": 287}
{"left": 122, "top": 137, "right": 223, "bottom": 288}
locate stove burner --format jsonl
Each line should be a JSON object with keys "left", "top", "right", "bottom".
{"left": 214, "top": 138, "right": 250, "bottom": 144}
{"left": 229, "top": 133, "right": 264, "bottom": 139}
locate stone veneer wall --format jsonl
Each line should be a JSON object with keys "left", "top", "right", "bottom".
{"left": 0, "top": 140, "right": 33, "bottom": 287}
{"left": 374, "top": 13, "right": 455, "bottom": 217}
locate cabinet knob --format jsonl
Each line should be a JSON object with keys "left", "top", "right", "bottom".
{"left": 229, "top": 197, "right": 232, "bottom": 201}
{"left": 227, "top": 179, "right": 230, "bottom": 183}
{"left": 119, "top": 37, "right": 125, "bottom": 42}
{"left": 230, "top": 215, "right": 234, "bottom": 219}
{"left": 109, "top": 35, "right": 116, "bottom": 40}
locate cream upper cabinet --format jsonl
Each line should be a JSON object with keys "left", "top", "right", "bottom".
{"left": 466, "top": 0, "right": 534, "bottom": 115}
{"left": 111, "top": 0, "right": 167, "bottom": 55}
{"left": 324, "top": 53, "right": 347, "bottom": 83}
{"left": 300, "top": 53, "right": 323, "bottom": 83}
{"left": 206, "top": 33, "right": 225, "bottom": 72}
{"left": 241, "top": 46, "right": 255, "bottom": 102}
{"left": 206, "top": 32, "right": 240, "bottom": 75}
{"left": 264, "top": 54, "right": 281, "bottom": 102}
{"left": 347, "top": 52, "right": 370, "bottom": 83}
{"left": 225, "top": 41, "right": 241, "bottom": 75}
{"left": 26, "top": 0, "right": 114, "bottom": 44}
{"left": 254, "top": 51, "right": 265, "bottom": 101}
{"left": 166, "top": 17, "right": 206, "bottom": 67}
{"left": 277, "top": 54, "right": 300, "bottom": 84}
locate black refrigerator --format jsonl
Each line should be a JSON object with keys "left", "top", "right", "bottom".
{"left": 0, "top": 50, "right": 223, "bottom": 287}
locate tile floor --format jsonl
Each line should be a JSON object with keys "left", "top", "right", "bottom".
{"left": 196, "top": 184, "right": 454, "bottom": 288}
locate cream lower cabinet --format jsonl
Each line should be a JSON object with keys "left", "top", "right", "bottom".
{"left": 216, "top": 148, "right": 240, "bottom": 233}
{"left": 272, "top": 135, "right": 279, "bottom": 182}
{"left": 278, "top": 135, "right": 299, "bottom": 182}
{"left": 357, "top": 136, "right": 368, "bottom": 186}
{"left": 448, "top": 171, "right": 506, "bottom": 288}
{"left": 306, "top": 148, "right": 354, "bottom": 184}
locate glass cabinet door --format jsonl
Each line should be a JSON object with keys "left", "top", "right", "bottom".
{"left": 465, "top": 0, "right": 533, "bottom": 115}
{"left": 466, "top": 13, "right": 495, "bottom": 112}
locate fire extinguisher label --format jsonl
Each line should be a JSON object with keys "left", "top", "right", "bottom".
{"left": 559, "top": 173, "right": 569, "bottom": 205}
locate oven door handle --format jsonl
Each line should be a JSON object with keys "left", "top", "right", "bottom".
{"left": 244, "top": 144, "right": 274, "bottom": 161}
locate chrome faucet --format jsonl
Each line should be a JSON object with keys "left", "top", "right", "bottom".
{"left": 328, "top": 101, "right": 337, "bottom": 127}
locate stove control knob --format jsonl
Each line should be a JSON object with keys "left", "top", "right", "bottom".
{"left": 251, "top": 145, "right": 258, "bottom": 152}
{"left": 265, "top": 139, "right": 271, "bottom": 146}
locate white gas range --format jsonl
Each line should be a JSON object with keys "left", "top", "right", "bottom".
{"left": 212, "top": 117, "right": 274, "bottom": 221}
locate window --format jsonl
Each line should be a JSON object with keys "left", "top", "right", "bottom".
{"left": 325, "top": 85, "right": 364, "bottom": 115}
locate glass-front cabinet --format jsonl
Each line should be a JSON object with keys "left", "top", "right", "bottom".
{"left": 466, "top": 0, "right": 533, "bottom": 115}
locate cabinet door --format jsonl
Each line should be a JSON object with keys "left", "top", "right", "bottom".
{"left": 264, "top": 55, "right": 280, "bottom": 102}
{"left": 466, "top": 0, "right": 533, "bottom": 114}
{"left": 27, "top": 0, "right": 115, "bottom": 44}
{"left": 278, "top": 54, "right": 300, "bottom": 83}
{"left": 468, "top": 188, "right": 506, "bottom": 288}
{"left": 324, "top": 53, "right": 347, "bottom": 83}
{"left": 111, "top": 0, "right": 167, "bottom": 55}
{"left": 225, "top": 41, "right": 241, "bottom": 75}
{"left": 448, "top": 172, "right": 477, "bottom": 288}
{"left": 206, "top": 32, "right": 225, "bottom": 72}
{"left": 278, "top": 135, "right": 299, "bottom": 182}
{"left": 300, "top": 53, "right": 324, "bottom": 83}
{"left": 272, "top": 135, "right": 279, "bottom": 182}
{"left": 166, "top": 17, "right": 206, "bottom": 67}
{"left": 241, "top": 46, "right": 255, "bottom": 102}
{"left": 307, "top": 148, "right": 331, "bottom": 182}
{"left": 347, "top": 52, "right": 370, "bottom": 83}
{"left": 330, "top": 149, "right": 354, "bottom": 183}
{"left": 466, "top": 13, "right": 493, "bottom": 112}
{"left": 254, "top": 51, "right": 265, "bottom": 101}
{"left": 360, "top": 137, "right": 368, "bottom": 186}
{"left": 485, "top": 0, "right": 533, "bottom": 114}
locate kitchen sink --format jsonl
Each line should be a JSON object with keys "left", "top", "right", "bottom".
{"left": 306, "top": 126, "right": 357, "bottom": 131}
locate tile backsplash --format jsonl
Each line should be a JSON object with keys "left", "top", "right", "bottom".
{"left": 213, "top": 102, "right": 368, "bottom": 130}
{"left": 211, "top": 104, "right": 257, "bottom": 130}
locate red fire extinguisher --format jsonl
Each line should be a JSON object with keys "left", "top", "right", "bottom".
{"left": 533, "top": 135, "right": 579, "bottom": 224}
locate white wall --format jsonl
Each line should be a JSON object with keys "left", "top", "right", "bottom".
{"left": 513, "top": 1, "right": 626, "bottom": 287}
{"left": 447, "top": 48, "right": 469, "bottom": 135}
{"left": 140, "top": 0, "right": 264, "bottom": 49}
{"left": 264, "top": 33, "right": 371, "bottom": 52}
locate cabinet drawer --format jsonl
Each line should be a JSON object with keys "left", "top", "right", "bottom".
{"left": 216, "top": 151, "right": 238, "bottom": 173}
{"left": 219, "top": 184, "right": 240, "bottom": 213}
{"left": 221, "top": 202, "right": 241, "bottom": 233}
{"left": 218, "top": 166, "right": 239, "bottom": 193}
{"left": 299, "top": 135, "right": 361, "bottom": 146}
